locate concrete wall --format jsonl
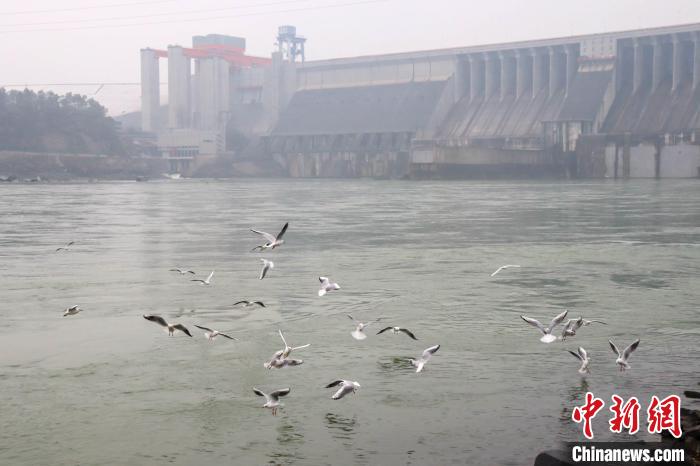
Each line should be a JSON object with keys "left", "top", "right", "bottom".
{"left": 599, "top": 142, "right": 700, "bottom": 178}
{"left": 276, "top": 151, "right": 409, "bottom": 178}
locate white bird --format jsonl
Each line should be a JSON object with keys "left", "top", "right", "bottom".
{"left": 233, "top": 300, "right": 266, "bottom": 308}
{"left": 560, "top": 316, "right": 607, "bottom": 340}
{"left": 194, "top": 325, "right": 237, "bottom": 341}
{"left": 490, "top": 264, "right": 520, "bottom": 277}
{"left": 191, "top": 270, "right": 214, "bottom": 285}
{"left": 55, "top": 241, "right": 74, "bottom": 252}
{"left": 409, "top": 344, "right": 440, "bottom": 373}
{"left": 253, "top": 387, "right": 290, "bottom": 416}
{"left": 347, "top": 314, "right": 380, "bottom": 340}
{"left": 142, "top": 314, "right": 193, "bottom": 337}
{"left": 520, "top": 310, "right": 568, "bottom": 343}
{"left": 264, "top": 357, "right": 304, "bottom": 369}
{"left": 609, "top": 339, "right": 640, "bottom": 372}
{"left": 318, "top": 276, "right": 340, "bottom": 296}
{"left": 63, "top": 305, "right": 82, "bottom": 317}
{"left": 251, "top": 222, "right": 288, "bottom": 251}
{"left": 568, "top": 346, "right": 591, "bottom": 374}
{"left": 263, "top": 330, "right": 310, "bottom": 369}
{"left": 376, "top": 326, "right": 418, "bottom": 340}
{"left": 325, "top": 380, "right": 361, "bottom": 400}
{"left": 170, "top": 268, "right": 195, "bottom": 275}
{"left": 259, "top": 259, "right": 273, "bottom": 280}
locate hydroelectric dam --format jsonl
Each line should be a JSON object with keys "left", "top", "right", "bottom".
{"left": 139, "top": 23, "right": 700, "bottom": 179}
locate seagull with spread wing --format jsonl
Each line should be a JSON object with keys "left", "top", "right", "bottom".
{"left": 143, "top": 314, "right": 192, "bottom": 337}
{"left": 609, "top": 339, "right": 640, "bottom": 372}
{"left": 318, "top": 276, "right": 340, "bottom": 296}
{"left": 233, "top": 300, "right": 266, "bottom": 308}
{"left": 191, "top": 270, "right": 214, "bottom": 286}
{"left": 251, "top": 222, "right": 288, "bottom": 251}
{"left": 324, "top": 380, "right": 361, "bottom": 400}
{"left": 409, "top": 344, "right": 440, "bottom": 373}
{"left": 490, "top": 264, "right": 520, "bottom": 277}
{"left": 194, "top": 325, "right": 237, "bottom": 341}
{"left": 520, "top": 310, "right": 568, "bottom": 343}
{"left": 253, "top": 387, "right": 290, "bottom": 416}
{"left": 263, "top": 330, "right": 310, "bottom": 369}
{"left": 63, "top": 305, "right": 83, "bottom": 317}
{"left": 170, "top": 268, "right": 195, "bottom": 275}
{"left": 568, "top": 346, "right": 591, "bottom": 374}
{"left": 376, "top": 326, "right": 418, "bottom": 340}
{"left": 55, "top": 241, "right": 74, "bottom": 252}
{"left": 347, "top": 314, "right": 381, "bottom": 340}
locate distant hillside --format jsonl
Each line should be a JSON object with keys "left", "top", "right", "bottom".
{"left": 0, "top": 88, "right": 125, "bottom": 155}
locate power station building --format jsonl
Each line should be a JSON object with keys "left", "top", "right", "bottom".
{"left": 140, "top": 23, "right": 700, "bottom": 178}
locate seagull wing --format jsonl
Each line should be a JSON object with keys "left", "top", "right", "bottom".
{"left": 609, "top": 340, "right": 621, "bottom": 356}
{"left": 400, "top": 328, "right": 418, "bottom": 340}
{"left": 278, "top": 329, "right": 288, "bottom": 348}
{"left": 269, "top": 388, "right": 291, "bottom": 400}
{"left": 251, "top": 229, "right": 276, "bottom": 243}
{"left": 194, "top": 324, "right": 214, "bottom": 333}
{"left": 520, "top": 315, "right": 546, "bottom": 334}
{"left": 490, "top": 266, "right": 505, "bottom": 277}
{"left": 173, "top": 324, "right": 192, "bottom": 337}
{"left": 622, "top": 339, "right": 640, "bottom": 360}
{"left": 218, "top": 333, "right": 238, "bottom": 340}
{"left": 376, "top": 327, "right": 392, "bottom": 335}
{"left": 578, "top": 347, "right": 588, "bottom": 361}
{"left": 568, "top": 350, "right": 583, "bottom": 361}
{"left": 347, "top": 314, "right": 358, "bottom": 323}
{"left": 290, "top": 343, "right": 310, "bottom": 351}
{"left": 206, "top": 271, "right": 214, "bottom": 282}
{"left": 275, "top": 222, "right": 289, "bottom": 240}
{"left": 325, "top": 380, "right": 345, "bottom": 388}
{"left": 332, "top": 384, "right": 352, "bottom": 400}
{"left": 253, "top": 387, "right": 267, "bottom": 398}
{"left": 232, "top": 301, "right": 248, "bottom": 306}
{"left": 549, "top": 310, "right": 569, "bottom": 330}
{"left": 253, "top": 301, "right": 266, "bottom": 307}
{"left": 191, "top": 279, "right": 205, "bottom": 283}
{"left": 421, "top": 344, "right": 440, "bottom": 359}
{"left": 319, "top": 276, "right": 329, "bottom": 285}
{"left": 587, "top": 319, "right": 607, "bottom": 325}
{"left": 143, "top": 314, "right": 168, "bottom": 327}
{"left": 260, "top": 264, "right": 269, "bottom": 280}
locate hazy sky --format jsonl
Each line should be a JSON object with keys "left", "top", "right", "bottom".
{"left": 2, "top": 0, "right": 700, "bottom": 115}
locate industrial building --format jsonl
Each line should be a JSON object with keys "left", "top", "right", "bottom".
{"left": 140, "top": 23, "right": 700, "bottom": 178}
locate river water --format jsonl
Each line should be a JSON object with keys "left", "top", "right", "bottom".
{"left": 0, "top": 179, "right": 698, "bottom": 465}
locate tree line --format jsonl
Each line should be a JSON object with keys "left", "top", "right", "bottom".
{"left": 0, "top": 88, "right": 125, "bottom": 155}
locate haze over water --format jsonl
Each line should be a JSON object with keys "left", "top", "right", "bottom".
{"left": 1, "top": 179, "right": 698, "bottom": 465}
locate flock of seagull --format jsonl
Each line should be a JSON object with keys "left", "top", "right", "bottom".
{"left": 519, "top": 308, "right": 640, "bottom": 374}
{"left": 58, "top": 222, "right": 641, "bottom": 416}
{"left": 60, "top": 222, "right": 440, "bottom": 416}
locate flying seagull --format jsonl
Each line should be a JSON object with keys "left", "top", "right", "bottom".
{"left": 251, "top": 222, "right": 288, "bottom": 251}
{"left": 63, "top": 305, "right": 82, "bottom": 317}
{"left": 318, "top": 277, "right": 340, "bottom": 296}
{"left": 194, "top": 325, "right": 237, "bottom": 341}
{"left": 143, "top": 314, "right": 193, "bottom": 337}
{"left": 560, "top": 316, "right": 607, "bottom": 340}
{"left": 233, "top": 300, "right": 266, "bottom": 308}
{"left": 191, "top": 270, "right": 214, "bottom": 285}
{"left": 325, "top": 380, "right": 361, "bottom": 400}
{"left": 259, "top": 259, "right": 274, "bottom": 280}
{"left": 490, "top": 264, "right": 521, "bottom": 277}
{"left": 55, "top": 241, "right": 74, "bottom": 252}
{"left": 253, "top": 387, "right": 290, "bottom": 416}
{"left": 377, "top": 326, "right": 418, "bottom": 340}
{"left": 170, "top": 268, "right": 195, "bottom": 275}
{"left": 347, "top": 314, "right": 380, "bottom": 340}
{"left": 609, "top": 339, "right": 640, "bottom": 372}
{"left": 409, "top": 344, "right": 440, "bottom": 373}
{"left": 264, "top": 330, "right": 310, "bottom": 369}
{"left": 520, "top": 310, "right": 568, "bottom": 343}
{"left": 568, "top": 346, "right": 590, "bottom": 374}
{"left": 264, "top": 357, "right": 304, "bottom": 369}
